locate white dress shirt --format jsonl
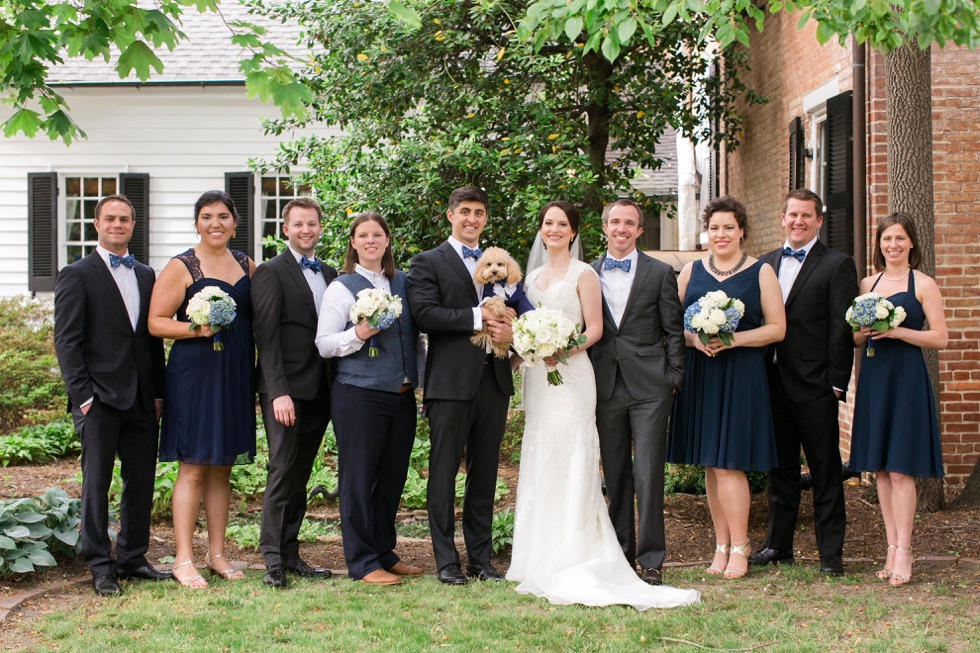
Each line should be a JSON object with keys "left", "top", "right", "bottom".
{"left": 777, "top": 235, "right": 818, "bottom": 304}
{"left": 446, "top": 236, "right": 484, "bottom": 330}
{"left": 288, "top": 245, "right": 328, "bottom": 315}
{"left": 315, "top": 264, "right": 387, "bottom": 358}
{"left": 598, "top": 248, "right": 639, "bottom": 328}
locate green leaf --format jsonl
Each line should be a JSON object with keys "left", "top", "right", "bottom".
{"left": 388, "top": 1, "right": 421, "bottom": 29}
{"left": 14, "top": 511, "right": 47, "bottom": 524}
{"left": 564, "top": 16, "right": 584, "bottom": 41}
{"left": 28, "top": 548, "right": 57, "bottom": 567}
{"left": 922, "top": 0, "right": 941, "bottom": 14}
{"left": 0, "top": 535, "right": 16, "bottom": 550}
{"left": 2, "top": 108, "right": 43, "bottom": 138}
{"left": 270, "top": 80, "right": 313, "bottom": 121}
{"left": 8, "top": 556, "right": 34, "bottom": 573}
{"left": 4, "top": 525, "right": 30, "bottom": 538}
{"left": 115, "top": 40, "right": 165, "bottom": 81}
{"left": 601, "top": 35, "right": 621, "bottom": 62}
{"left": 53, "top": 526, "right": 79, "bottom": 546}
{"left": 618, "top": 17, "right": 637, "bottom": 43}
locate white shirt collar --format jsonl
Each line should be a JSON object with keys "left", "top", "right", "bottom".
{"left": 355, "top": 263, "right": 386, "bottom": 284}
{"left": 781, "top": 235, "right": 819, "bottom": 255}
{"left": 605, "top": 248, "right": 639, "bottom": 264}
{"left": 96, "top": 245, "right": 131, "bottom": 267}
{"left": 447, "top": 235, "right": 481, "bottom": 258}
{"left": 287, "top": 245, "right": 316, "bottom": 264}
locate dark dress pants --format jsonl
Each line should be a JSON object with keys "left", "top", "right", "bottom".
{"left": 765, "top": 366, "right": 846, "bottom": 557}
{"left": 595, "top": 373, "right": 672, "bottom": 571}
{"left": 426, "top": 360, "right": 509, "bottom": 571}
{"left": 259, "top": 381, "right": 331, "bottom": 567}
{"left": 73, "top": 395, "right": 158, "bottom": 578}
{"left": 333, "top": 382, "right": 416, "bottom": 580}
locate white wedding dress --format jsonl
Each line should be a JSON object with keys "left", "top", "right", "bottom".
{"left": 505, "top": 259, "right": 700, "bottom": 610}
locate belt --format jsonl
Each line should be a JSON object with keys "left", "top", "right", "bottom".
{"left": 397, "top": 383, "right": 414, "bottom": 394}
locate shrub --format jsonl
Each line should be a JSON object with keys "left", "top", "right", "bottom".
{"left": 0, "top": 420, "right": 79, "bottom": 466}
{"left": 0, "top": 488, "right": 80, "bottom": 576}
{"left": 491, "top": 508, "right": 515, "bottom": 554}
{"left": 0, "top": 297, "right": 65, "bottom": 432}
{"left": 664, "top": 464, "right": 768, "bottom": 496}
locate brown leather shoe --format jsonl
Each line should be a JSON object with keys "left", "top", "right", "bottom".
{"left": 640, "top": 568, "right": 663, "bottom": 586}
{"left": 386, "top": 561, "right": 423, "bottom": 576}
{"left": 362, "top": 569, "right": 401, "bottom": 585}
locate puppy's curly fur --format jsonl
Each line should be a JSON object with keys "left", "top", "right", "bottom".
{"left": 471, "top": 247, "right": 522, "bottom": 358}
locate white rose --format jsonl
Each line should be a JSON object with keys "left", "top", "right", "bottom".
{"left": 709, "top": 309, "right": 727, "bottom": 326}
{"left": 874, "top": 304, "right": 889, "bottom": 319}
{"left": 702, "top": 321, "right": 720, "bottom": 335}
{"left": 891, "top": 306, "right": 907, "bottom": 328}
{"left": 537, "top": 327, "right": 556, "bottom": 344}
{"left": 690, "top": 314, "right": 704, "bottom": 330}
{"left": 732, "top": 299, "right": 745, "bottom": 315}
{"left": 845, "top": 307, "right": 854, "bottom": 322}
{"left": 537, "top": 343, "right": 557, "bottom": 357}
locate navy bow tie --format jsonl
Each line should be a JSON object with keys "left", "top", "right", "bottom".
{"left": 109, "top": 253, "right": 136, "bottom": 269}
{"left": 781, "top": 246, "right": 806, "bottom": 263}
{"left": 603, "top": 257, "right": 632, "bottom": 273}
{"left": 461, "top": 245, "right": 483, "bottom": 260}
{"left": 300, "top": 255, "right": 321, "bottom": 273}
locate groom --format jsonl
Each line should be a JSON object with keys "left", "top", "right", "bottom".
{"left": 407, "top": 186, "right": 515, "bottom": 585}
{"left": 591, "top": 199, "right": 686, "bottom": 586}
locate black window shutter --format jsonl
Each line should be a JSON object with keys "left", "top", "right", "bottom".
{"left": 789, "top": 116, "right": 805, "bottom": 191}
{"left": 119, "top": 173, "right": 150, "bottom": 265}
{"left": 821, "top": 91, "right": 854, "bottom": 255}
{"left": 224, "top": 172, "right": 254, "bottom": 257}
{"left": 28, "top": 172, "right": 58, "bottom": 292}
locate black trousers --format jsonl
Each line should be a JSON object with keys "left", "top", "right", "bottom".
{"left": 595, "top": 373, "right": 673, "bottom": 571}
{"left": 333, "top": 382, "right": 416, "bottom": 579}
{"left": 73, "top": 395, "right": 158, "bottom": 578}
{"left": 258, "top": 381, "right": 331, "bottom": 567}
{"left": 765, "top": 366, "right": 846, "bottom": 557}
{"left": 426, "top": 360, "right": 509, "bottom": 570}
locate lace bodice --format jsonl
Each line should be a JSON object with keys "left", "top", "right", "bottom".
{"left": 175, "top": 248, "right": 249, "bottom": 283}
{"left": 525, "top": 258, "right": 597, "bottom": 323}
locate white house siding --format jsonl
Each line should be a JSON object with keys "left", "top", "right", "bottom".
{"left": 0, "top": 85, "right": 337, "bottom": 297}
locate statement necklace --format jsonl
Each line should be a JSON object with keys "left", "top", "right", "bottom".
{"left": 708, "top": 252, "right": 748, "bottom": 277}
{"left": 883, "top": 267, "right": 912, "bottom": 282}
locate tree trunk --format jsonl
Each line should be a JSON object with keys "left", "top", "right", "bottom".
{"left": 953, "top": 462, "right": 980, "bottom": 507}
{"left": 885, "top": 42, "right": 945, "bottom": 513}
{"left": 582, "top": 51, "right": 613, "bottom": 220}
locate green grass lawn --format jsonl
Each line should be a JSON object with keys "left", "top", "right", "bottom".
{"left": 9, "top": 565, "right": 979, "bottom": 652}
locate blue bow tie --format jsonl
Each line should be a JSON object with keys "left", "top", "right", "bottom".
{"left": 109, "top": 253, "right": 136, "bottom": 269}
{"left": 461, "top": 245, "right": 483, "bottom": 260}
{"left": 603, "top": 257, "right": 632, "bottom": 273}
{"left": 300, "top": 255, "right": 321, "bottom": 273}
{"left": 781, "top": 246, "right": 806, "bottom": 263}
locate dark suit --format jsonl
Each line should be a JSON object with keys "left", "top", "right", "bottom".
{"left": 407, "top": 241, "right": 513, "bottom": 570}
{"left": 590, "top": 252, "right": 685, "bottom": 571}
{"left": 53, "top": 251, "right": 165, "bottom": 578}
{"left": 252, "top": 251, "right": 337, "bottom": 567}
{"left": 759, "top": 240, "right": 857, "bottom": 558}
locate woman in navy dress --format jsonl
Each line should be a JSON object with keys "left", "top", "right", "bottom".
{"left": 849, "top": 212, "right": 948, "bottom": 586}
{"left": 667, "top": 196, "right": 785, "bottom": 579}
{"left": 314, "top": 212, "right": 423, "bottom": 586}
{"left": 149, "top": 190, "right": 257, "bottom": 588}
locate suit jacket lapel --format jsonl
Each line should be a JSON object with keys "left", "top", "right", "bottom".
{"left": 439, "top": 241, "right": 479, "bottom": 304}
{"left": 617, "top": 252, "right": 647, "bottom": 329}
{"left": 282, "top": 251, "right": 318, "bottom": 318}
{"left": 592, "top": 257, "right": 617, "bottom": 333}
{"left": 89, "top": 253, "right": 133, "bottom": 332}
{"left": 785, "top": 240, "right": 824, "bottom": 308}
{"left": 135, "top": 265, "right": 154, "bottom": 335}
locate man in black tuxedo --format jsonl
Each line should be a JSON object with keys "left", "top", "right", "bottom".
{"left": 590, "top": 199, "right": 686, "bottom": 586}
{"left": 53, "top": 195, "right": 170, "bottom": 596}
{"left": 252, "top": 198, "right": 338, "bottom": 588}
{"left": 752, "top": 188, "right": 858, "bottom": 576}
{"left": 407, "top": 186, "right": 514, "bottom": 585}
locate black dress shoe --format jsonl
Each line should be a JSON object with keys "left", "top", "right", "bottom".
{"left": 640, "top": 568, "right": 663, "bottom": 586}
{"left": 747, "top": 547, "right": 795, "bottom": 567}
{"left": 116, "top": 564, "right": 174, "bottom": 581}
{"left": 465, "top": 561, "right": 505, "bottom": 581}
{"left": 820, "top": 556, "right": 844, "bottom": 576}
{"left": 437, "top": 563, "right": 468, "bottom": 585}
{"left": 263, "top": 564, "right": 286, "bottom": 588}
{"left": 284, "top": 558, "right": 332, "bottom": 579}
{"left": 92, "top": 574, "right": 121, "bottom": 596}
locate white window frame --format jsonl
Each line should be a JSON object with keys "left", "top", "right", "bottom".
{"left": 254, "top": 174, "right": 313, "bottom": 262}
{"left": 59, "top": 173, "right": 119, "bottom": 269}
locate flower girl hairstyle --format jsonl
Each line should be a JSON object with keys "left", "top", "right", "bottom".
{"left": 872, "top": 212, "right": 921, "bottom": 272}
{"left": 341, "top": 211, "right": 395, "bottom": 278}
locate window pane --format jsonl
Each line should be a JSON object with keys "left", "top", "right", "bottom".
{"left": 67, "top": 246, "right": 83, "bottom": 263}
{"left": 66, "top": 178, "right": 81, "bottom": 197}
{"left": 84, "top": 199, "right": 97, "bottom": 221}
{"left": 83, "top": 178, "right": 99, "bottom": 196}
{"left": 278, "top": 177, "right": 291, "bottom": 196}
{"left": 67, "top": 222, "right": 80, "bottom": 241}
{"left": 84, "top": 222, "right": 98, "bottom": 241}
{"left": 261, "top": 177, "right": 276, "bottom": 194}
{"left": 83, "top": 245, "right": 95, "bottom": 258}
{"left": 262, "top": 244, "right": 277, "bottom": 262}
{"left": 65, "top": 199, "right": 80, "bottom": 222}
{"left": 102, "top": 177, "right": 116, "bottom": 196}
{"left": 262, "top": 221, "right": 278, "bottom": 239}
{"left": 298, "top": 184, "right": 312, "bottom": 196}
{"left": 264, "top": 200, "right": 277, "bottom": 221}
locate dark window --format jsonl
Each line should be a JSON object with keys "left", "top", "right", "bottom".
{"left": 821, "top": 91, "right": 854, "bottom": 255}
{"left": 28, "top": 173, "right": 58, "bottom": 292}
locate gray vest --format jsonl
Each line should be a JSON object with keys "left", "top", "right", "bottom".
{"left": 334, "top": 271, "right": 419, "bottom": 393}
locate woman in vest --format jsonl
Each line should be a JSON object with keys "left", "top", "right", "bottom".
{"left": 315, "top": 211, "right": 422, "bottom": 585}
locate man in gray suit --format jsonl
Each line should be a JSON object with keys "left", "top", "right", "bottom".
{"left": 591, "top": 199, "right": 686, "bottom": 586}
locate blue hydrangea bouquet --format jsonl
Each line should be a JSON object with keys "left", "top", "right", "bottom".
{"left": 186, "top": 286, "right": 237, "bottom": 351}
{"left": 683, "top": 290, "right": 745, "bottom": 349}
{"left": 845, "top": 292, "right": 907, "bottom": 357}
{"left": 349, "top": 288, "right": 402, "bottom": 357}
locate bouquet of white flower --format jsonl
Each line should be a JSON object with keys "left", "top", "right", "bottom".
{"left": 186, "top": 286, "right": 237, "bottom": 351}
{"left": 683, "top": 290, "right": 745, "bottom": 349}
{"left": 349, "top": 288, "right": 403, "bottom": 357}
{"left": 845, "top": 292, "right": 907, "bottom": 357}
{"left": 512, "top": 308, "right": 587, "bottom": 386}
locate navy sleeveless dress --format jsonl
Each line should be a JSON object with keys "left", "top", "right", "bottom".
{"left": 159, "top": 249, "right": 256, "bottom": 466}
{"left": 848, "top": 272, "right": 943, "bottom": 477}
{"left": 667, "top": 260, "right": 778, "bottom": 472}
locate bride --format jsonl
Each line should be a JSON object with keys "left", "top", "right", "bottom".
{"left": 505, "top": 201, "right": 700, "bottom": 610}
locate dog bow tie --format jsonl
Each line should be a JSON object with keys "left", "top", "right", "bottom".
{"left": 300, "top": 255, "right": 321, "bottom": 273}
{"left": 781, "top": 246, "right": 806, "bottom": 263}
{"left": 109, "top": 253, "right": 136, "bottom": 269}
{"left": 603, "top": 257, "right": 632, "bottom": 273}
{"left": 462, "top": 245, "right": 483, "bottom": 260}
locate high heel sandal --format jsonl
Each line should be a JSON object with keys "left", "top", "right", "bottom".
{"left": 173, "top": 560, "right": 208, "bottom": 588}
{"left": 205, "top": 553, "right": 244, "bottom": 580}
{"left": 706, "top": 543, "right": 730, "bottom": 575}
{"left": 889, "top": 546, "right": 912, "bottom": 586}
{"left": 876, "top": 544, "right": 896, "bottom": 580}
{"left": 724, "top": 541, "right": 750, "bottom": 579}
